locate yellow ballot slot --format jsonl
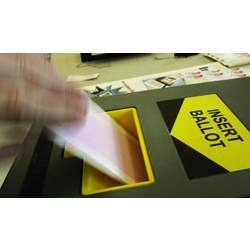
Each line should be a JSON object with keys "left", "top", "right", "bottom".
{"left": 64, "top": 108, "right": 154, "bottom": 195}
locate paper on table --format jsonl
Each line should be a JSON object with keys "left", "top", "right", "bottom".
{"left": 49, "top": 101, "right": 147, "bottom": 184}
{"left": 66, "top": 73, "right": 99, "bottom": 82}
{"left": 203, "top": 53, "right": 250, "bottom": 67}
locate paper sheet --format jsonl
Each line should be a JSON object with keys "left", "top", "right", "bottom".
{"left": 81, "top": 62, "right": 250, "bottom": 98}
{"left": 203, "top": 53, "right": 250, "bottom": 67}
{"left": 66, "top": 73, "right": 99, "bottom": 82}
{"left": 50, "top": 101, "right": 146, "bottom": 184}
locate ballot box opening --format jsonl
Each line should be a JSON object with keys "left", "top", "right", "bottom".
{"left": 64, "top": 108, "right": 154, "bottom": 195}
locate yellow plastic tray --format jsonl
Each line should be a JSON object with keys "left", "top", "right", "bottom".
{"left": 64, "top": 108, "right": 155, "bottom": 195}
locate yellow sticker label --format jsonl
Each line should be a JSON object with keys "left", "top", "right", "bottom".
{"left": 171, "top": 94, "right": 250, "bottom": 172}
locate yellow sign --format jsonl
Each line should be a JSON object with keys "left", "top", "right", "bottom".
{"left": 171, "top": 94, "right": 250, "bottom": 172}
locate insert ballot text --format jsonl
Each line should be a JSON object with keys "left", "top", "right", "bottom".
{"left": 190, "top": 109, "right": 244, "bottom": 147}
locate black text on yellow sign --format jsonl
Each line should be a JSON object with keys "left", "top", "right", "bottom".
{"left": 190, "top": 108, "right": 244, "bottom": 148}
{"left": 158, "top": 94, "right": 250, "bottom": 179}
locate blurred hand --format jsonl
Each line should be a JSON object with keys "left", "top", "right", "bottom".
{"left": 0, "top": 53, "right": 88, "bottom": 123}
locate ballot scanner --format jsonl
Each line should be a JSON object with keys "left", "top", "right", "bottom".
{"left": 1, "top": 77, "right": 250, "bottom": 197}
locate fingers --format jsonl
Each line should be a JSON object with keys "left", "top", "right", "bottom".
{"left": 22, "top": 85, "right": 89, "bottom": 123}
{"left": 0, "top": 54, "right": 89, "bottom": 123}
{"left": 0, "top": 53, "right": 66, "bottom": 89}
{"left": 0, "top": 80, "right": 20, "bottom": 120}
{"left": 0, "top": 78, "right": 89, "bottom": 123}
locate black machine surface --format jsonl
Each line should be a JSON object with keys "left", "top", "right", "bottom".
{"left": 1, "top": 78, "right": 250, "bottom": 197}
{"left": 80, "top": 53, "right": 136, "bottom": 62}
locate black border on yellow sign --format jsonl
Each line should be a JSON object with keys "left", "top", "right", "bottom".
{"left": 158, "top": 98, "right": 229, "bottom": 179}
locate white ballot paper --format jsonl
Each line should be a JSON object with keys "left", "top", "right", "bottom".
{"left": 49, "top": 101, "right": 147, "bottom": 184}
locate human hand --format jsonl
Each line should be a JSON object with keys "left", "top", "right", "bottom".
{"left": 0, "top": 53, "right": 88, "bottom": 123}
